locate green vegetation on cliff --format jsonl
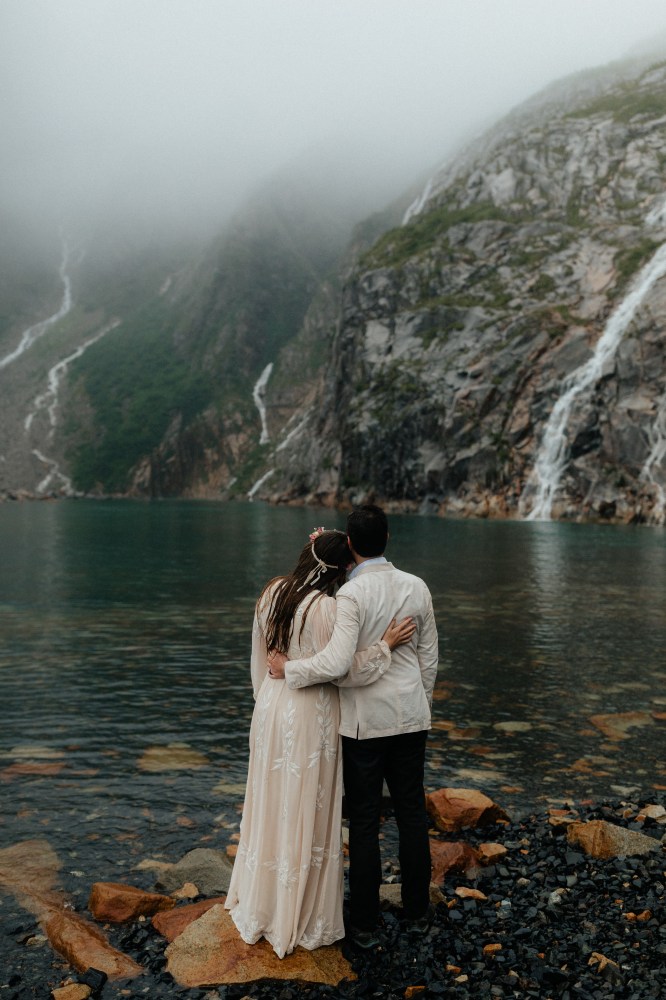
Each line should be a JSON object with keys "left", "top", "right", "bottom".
{"left": 69, "top": 298, "right": 212, "bottom": 492}
{"left": 569, "top": 62, "right": 666, "bottom": 123}
{"left": 361, "top": 202, "right": 513, "bottom": 269}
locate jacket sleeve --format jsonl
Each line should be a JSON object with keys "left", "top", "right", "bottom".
{"left": 286, "top": 592, "right": 363, "bottom": 688}
{"left": 250, "top": 611, "right": 268, "bottom": 699}
{"left": 309, "top": 595, "right": 391, "bottom": 688}
{"left": 416, "top": 588, "right": 439, "bottom": 705}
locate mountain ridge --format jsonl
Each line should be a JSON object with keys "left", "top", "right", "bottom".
{"left": 252, "top": 54, "right": 666, "bottom": 524}
{"left": 4, "top": 52, "right": 666, "bottom": 524}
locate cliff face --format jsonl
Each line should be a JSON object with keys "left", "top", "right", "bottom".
{"left": 6, "top": 57, "right": 666, "bottom": 523}
{"left": 259, "top": 58, "right": 666, "bottom": 524}
{"left": 60, "top": 171, "right": 363, "bottom": 497}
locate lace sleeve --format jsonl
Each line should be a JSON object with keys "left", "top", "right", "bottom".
{"left": 250, "top": 610, "right": 269, "bottom": 699}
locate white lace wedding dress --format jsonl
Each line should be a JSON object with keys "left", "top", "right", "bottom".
{"left": 225, "top": 585, "right": 389, "bottom": 957}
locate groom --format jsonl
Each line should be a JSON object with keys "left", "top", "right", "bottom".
{"left": 269, "top": 504, "right": 439, "bottom": 947}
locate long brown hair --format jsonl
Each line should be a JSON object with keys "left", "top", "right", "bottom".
{"left": 259, "top": 530, "right": 350, "bottom": 654}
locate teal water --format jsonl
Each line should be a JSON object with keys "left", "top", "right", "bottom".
{"left": 0, "top": 500, "right": 664, "bottom": 868}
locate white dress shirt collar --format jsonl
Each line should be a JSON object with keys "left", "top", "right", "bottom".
{"left": 347, "top": 555, "right": 388, "bottom": 580}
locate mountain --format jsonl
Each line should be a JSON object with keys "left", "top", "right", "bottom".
{"left": 0, "top": 162, "right": 402, "bottom": 499}
{"left": 4, "top": 54, "right": 666, "bottom": 525}
{"left": 253, "top": 55, "right": 666, "bottom": 525}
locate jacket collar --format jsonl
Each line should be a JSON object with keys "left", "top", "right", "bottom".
{"left": 349, "top": 560, "right": 394, "bottom": 578}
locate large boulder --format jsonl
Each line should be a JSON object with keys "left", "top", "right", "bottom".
{"left": 426, "top": 788, "right": 510, "bottom": 833}
{"left": 566, "top": 820, "right": 662, "bottom": 859}
{"left": 155, "top": 848, "right": 234, "bottom": 895}
{"left": 165, "top": 903, "right": 356, "bottom": 987}
{"left": 89, "top": 882, "right": 176, "bottom": 923}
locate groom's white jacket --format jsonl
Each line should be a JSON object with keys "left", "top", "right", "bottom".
{"left": 285, "top": 561, "right": 439, "bottom": 739}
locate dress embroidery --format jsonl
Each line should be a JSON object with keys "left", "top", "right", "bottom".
{"left": 226, "top": 585, "right": 353, "bottom": 957}
{"left": 307, "top": 685, "right": 337, "bottom": 767}
{"left": 265, "top": 854, "right": 300, "bottom": 891}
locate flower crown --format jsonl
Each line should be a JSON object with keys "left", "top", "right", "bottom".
{"left": 298, "top": 527, "right": 345, "bottom": 591}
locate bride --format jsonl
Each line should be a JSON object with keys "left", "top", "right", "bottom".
{"left": 225, "top": 527, "right": 413, "bottom": 957}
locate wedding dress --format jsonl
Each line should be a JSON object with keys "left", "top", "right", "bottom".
{"left": 225, "top": 584, "right": 389, "bottom": 957}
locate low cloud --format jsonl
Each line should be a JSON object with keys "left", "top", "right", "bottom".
{"left": 3, "top": 0, "right": 666, "bottom": 243}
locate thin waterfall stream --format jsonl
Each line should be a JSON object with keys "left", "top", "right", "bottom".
{"left": 523, "top": 238, "right": 666, "bottom": 520}
{"left": 252, "top": 362, "right": 273, "bottom": 445}
{"left": 0, "top": 241, "right": 73, "bottom": 371}
{"left": 26, "top": 320, "right": 120, "bottom": 495}
{"left": 639, "top": 388, "right": 666, "bottom": 523}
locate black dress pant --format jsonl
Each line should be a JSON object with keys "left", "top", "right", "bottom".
{"left": 341, "top": 729, "right": 431, "bottom": 930}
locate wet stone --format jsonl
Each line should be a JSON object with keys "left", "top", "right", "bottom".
{"left": 2, "top": 794, "right": 666, "bottom": 998}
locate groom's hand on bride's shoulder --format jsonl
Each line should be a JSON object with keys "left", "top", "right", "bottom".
{"left": 267, "top": 649, "right": 287, "bottom": 679}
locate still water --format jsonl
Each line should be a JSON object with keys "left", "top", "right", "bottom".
{"left": 0, "top": 500, "right": 664, "bottom": 871}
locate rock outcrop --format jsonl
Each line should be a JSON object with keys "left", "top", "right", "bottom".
{"left": 259, "top": 57, "right": 666, "bottom": 524}
{"left": 164, "top": 903, "right": 356, "bottom": 988}
{"left": 6, "top": 55, "right": 666, "bottom": 523}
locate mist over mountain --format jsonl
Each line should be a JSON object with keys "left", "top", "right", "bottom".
{"left": 4, "top": 5, "right": 666, "bottom": 522}
{"left": 0, "top": 148, "right": 411, "bottom": 498}
{"left": 242, "top": 52, "right": 666, "bottom": 525}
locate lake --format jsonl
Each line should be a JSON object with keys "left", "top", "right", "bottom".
{"left": 0, "top": 499, "right": 664, "bottom": 941}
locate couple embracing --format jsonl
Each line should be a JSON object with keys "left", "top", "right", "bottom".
{"left": 225, "top": 504, "right": 439, "bottom": 956}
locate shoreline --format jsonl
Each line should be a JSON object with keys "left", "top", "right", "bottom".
{"left": 2, "top": 488, "right": 665, "bottom": 530}
{"left": 1, "top": 790, "right": 664, "bottom": 998}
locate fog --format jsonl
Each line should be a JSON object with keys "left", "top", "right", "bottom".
{"left": 3, "top": 0, "right": 666, "bottom": 243}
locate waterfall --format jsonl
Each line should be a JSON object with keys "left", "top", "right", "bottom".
{"left": 25, "top": 321, "right": 120, "bottom": 435}
{"left": 25, "top": 321, "right": 120, "bottom": 496}
{"left": 0, "top": 242, "right": 73, "bottom": 371}
{"left": 524, "top": 239, "right": 666, "bottom": 520}
{"left": 402, "top": 177, "right": 434, "bottom": 225}
{"left": 252, "top": 363, "right": 273, "bottom": 445}
{"left": 247, "top": 467, "right": 274, "bottom": 501}
{"left": 639, "top": 390, "right": 666, "bottom": 524}
{"left": 32, "top": 448, "right": 73, "bottom": 496}
{"left": 275, "top": 409, "right": 311, "bottom": 452}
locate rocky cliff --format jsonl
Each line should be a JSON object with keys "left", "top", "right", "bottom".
{"left": 5, "top": 55, "right": 666, "bottom": 524}
{"left": 256, "top": 57, "right": 666, "bottom": 524}
{"left": 0, "top": 165, "right": 376, "bottom": 499}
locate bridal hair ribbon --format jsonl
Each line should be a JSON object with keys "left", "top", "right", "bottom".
{"left": 297, "top": 527, "right": 345, "bottom": 591}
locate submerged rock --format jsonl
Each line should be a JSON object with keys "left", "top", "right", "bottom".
{"left": 588, "top": 710, "right": 655, "bottom": 741}
{"left": 43, "top": 908, "right": 143, "bottom": 979}
{"left": 0, "top": 839, "right": 61, "bottom": 902}
{"left": 0, "top": 840, "right": 142, "bottom": 981}
{"left": 137, "top": 743, "right": 208, "bottom": 772}
{"left": 155, "top": 847, "right": 234, "bottom": 895}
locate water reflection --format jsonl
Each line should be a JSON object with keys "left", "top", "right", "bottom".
{"left": 0, "top": 501, "right": 664, "bottom": 874}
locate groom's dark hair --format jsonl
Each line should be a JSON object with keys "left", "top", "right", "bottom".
{"left": 347, "top": 504, "right": 388, "bottom": 558}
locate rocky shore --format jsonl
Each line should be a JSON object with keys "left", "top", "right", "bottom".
{"left": 1, "top": 788, "right": 664, "bottom": 1000}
